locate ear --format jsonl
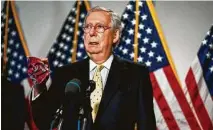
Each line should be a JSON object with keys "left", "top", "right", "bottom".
{"left": 112, "top": 29, "right": 120, "bottom": 45}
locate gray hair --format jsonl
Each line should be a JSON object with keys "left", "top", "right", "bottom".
{"left": 84, "top": 6, "right": 122, "bottom": 33}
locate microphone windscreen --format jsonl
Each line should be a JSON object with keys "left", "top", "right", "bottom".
{"left": 65, "top": 79, "right": 81, "bottom": 96}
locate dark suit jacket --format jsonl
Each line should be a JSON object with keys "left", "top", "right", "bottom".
{"left": 31, "top": 55, "right": 156, "bottom": 130}
{"left": 2, "top": 76, "right": 26, "bottom": 130}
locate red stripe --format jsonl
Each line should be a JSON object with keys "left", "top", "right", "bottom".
{"left": 163, "top": 66, "right": 201, "bottom": 130}
{"left": 26, "top": 78, "right": 39, "bottom": 130}
{"left": 185, "top": 68, "right": 213, "bottom": 130}
{"left": 150, "top": 72, "right": 180, "bottom": 130}
{"left": 25, "top": 98, "right": 39, "bottom": 130}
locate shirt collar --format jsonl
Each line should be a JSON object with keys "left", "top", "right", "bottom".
{"left": 90, "top": 54, "right": 114, "bottom": 72}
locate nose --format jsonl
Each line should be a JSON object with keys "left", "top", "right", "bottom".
{"left": 89, "top": 27, "right": 97, "bottom": 36}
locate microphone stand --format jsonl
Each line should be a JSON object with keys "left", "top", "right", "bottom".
{"left": 79, "top": 80, "right": 96, "bottom": 130}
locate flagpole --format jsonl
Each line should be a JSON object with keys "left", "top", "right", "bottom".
{"left": 3, "top": 1, "right": 10, "bottom": 73}
{"left": 11, "top": 1, "right": 30, "bottom": 57}
{"left": 133, "top": 0, "right": 139, "bottom": 63}
{"left": 72, "top": 0, "right": 81, "bottom": 63}
{"left": 84, "top": 0, "right": 90, "bottom": 11}
{"left": 146, "top": 1, "right": 182, "bottom": 86}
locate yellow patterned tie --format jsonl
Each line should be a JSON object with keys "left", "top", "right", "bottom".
{"left": 90, "top": 65, "right": 104, "bottom": 122}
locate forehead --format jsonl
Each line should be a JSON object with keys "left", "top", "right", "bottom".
{"left": 85, "top": 11, "right": 111, "bottom": 25}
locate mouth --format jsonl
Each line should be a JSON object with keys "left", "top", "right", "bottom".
{"left": 89, "top": 42, "right": 99, "bottom": 45}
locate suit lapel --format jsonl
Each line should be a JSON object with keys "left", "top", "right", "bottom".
{"left": 95, "top": 56, "right": 123, "bottom": 122}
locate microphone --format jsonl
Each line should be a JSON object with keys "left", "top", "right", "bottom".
{"left": 81, "top": 80, "right": 96, "bottom": 130}
{"left": 50, "top": 79, "right": 82, "bottom": 130}
{"left": 65, "top": 78, "right": 81, "bottom": 98}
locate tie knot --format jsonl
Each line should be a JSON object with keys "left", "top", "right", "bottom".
{"left": 97, "top": 65, "right": 104, "bottom": 72}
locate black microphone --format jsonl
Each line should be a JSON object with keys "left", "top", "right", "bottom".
{"left": 81, "top": 80, "right": 96, "bottom": 130}
{"left": 51, "top": 79, "right": 82, "bottom": 130}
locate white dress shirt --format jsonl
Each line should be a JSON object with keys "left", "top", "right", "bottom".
{"left": 89, "top": 55, "right": 114, "bottom": 89}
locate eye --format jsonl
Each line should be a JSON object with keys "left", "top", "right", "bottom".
{"left": 96, "top": 24, "right": 104, "bottom": 29}
{"left": 84, "top": 24, "right": 92, "bottom": 29}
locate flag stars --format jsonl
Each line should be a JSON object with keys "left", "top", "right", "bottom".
{"left": 59, "top": 63, "right": 64, "bottom": 67}
{"left": 50, "top": 48, "right": 55, "bottom": 53}
{"left": 65, "top": 25, "right": 70, "bottom": 30}
{"left": 15, "top": 73, "right": 20, "bottom": 78}
{"left": 125, "top": 38, "right": 131, "bottom": 45}
{"left": 121, "top": 22, "right": 125, "bottom": 29}
{"left": 8, "top": 18, "right": 13, "bottom": 24}
{"left": 137, "top": 33, "right": 142, "bottom": 39}
{"left": 69, "top": 27, "right": 74, "bottom": 33}
{"left": 137, "top": 56, "right": 143, "bottom": 62}
{"left": 7, "top": 48, "right": 11, "bottom": 54}
{"left": 127, "top": 4, "right": 132, "bottom": 10}
{"left": 8, "top": 69, "right": 13, "bottom": 75}
{"left": 61, "top": 54, "right": 66, "bottom": 60}
{"left": 140, "top": 47, "right": 146, "bottom": 53}
{"left": 209, "top": 66, "right": 213, "bottom": 73}
{"left": 202, "top": 39, "right": 207, "bottom": 45}
{"left": 79, "top": 22, "right": 83, "bottom": 27}
{"left": 77, "top": 31, "right": 80, "bottom": 36}
{"left": 131, "top": 19, "right": 136, "bottom": 25}
{"left": 145, "top": 60, "right": 152, "bottom": 67}
{"left": 66, "top": 36, "right": 71, "bottom": 41}
{"left": 11, "top": 60, "right": 16, "bottom": 66}
{"left": 79, "top": 43, "right": 84, "bottom": 48}
{"left": 139, "top": 24, "right": 144, "bottom": 30}
{"left": 139, "top": 1, "right": 143, "bottom": 7}
{"left": 119, "top": 46, "right": 123, "bottom": 51}
{"left": 9, "top": 39, "right": 14, "bottom": 45}
{"left": 19, "top": 55, "right": 23, "bottom": 60}
{"left": 143, "top": 37, "right": 149, "bottom": 44}
{"left": 13, "top": 52, "right": 18, "bottom": 57}
{"left": 123, "top": 13, "right": 128, "bottom": 19}
{"left": 206, "top": 52, "right": 211, "bottom": 59}
{"left": 64, "top": 45, "right": 68, "bottom": 50}
{"left": 17, "top": 64, "right": 21, "bottom": 69}
{"left": 16, "top": 43, "right": 20, "bottom": 49}
{"left": 130, "top": 52, "right": 134, "bottom": 59}
{"left": 146, "top": 28, "right": 152, "bottom": 34}
{"left": 68, "top": 16, "right": 73, "bottom": 21}
{"left": 72, "top": 19, "right": 76, "bottom": 23}
{"left": 156, "top": 55, "right": 163, "bottom": 62}
{"left": 209, "top": 43, "right": 213, "bottom": 49}
{"left": 128, "top": 29, "right": 134, "bottom": 35}
{"left": 67, "top": 58, "right": 71, "bottom": 63}
{"left": 62, "top": 33, "right": 67, "bottom": 39}
{"left": 59, "top": 42, "right": 64, "bottom": 48}
{"left": 80, "top": 14, "right": 85, "bottom": 18}
{"left": 122, "top": 48, "right": 128, "bottom": 55}
{"left": 148, "top": 51, "right": 154, "bottom": 58}
{"left": 56, "top": 51, "right": 62, "bottom": 57}
{"left": 134, "top": 11, "right": 140, "bottom": 15}
{"left": 22, "top": 67, "right": 27, "bottom": 73}
{"left": 53, "top": 60, "right": 59, "bottom": 66}
{"left": 151, "top": 41, "right": 158, "bottom": 48}
{"left": 77, "top": 52, "right": 82, "bottom": 57}
{"left": 141, "top": 14, "right": 147, "bottom": 20}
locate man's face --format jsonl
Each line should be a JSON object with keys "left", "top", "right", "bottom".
{"left": 84, "top": 11, "right": 116, "bottom": 58}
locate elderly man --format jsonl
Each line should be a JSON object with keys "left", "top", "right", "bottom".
{"left": 30, "top": 6, "right": 156, "bottom": 130}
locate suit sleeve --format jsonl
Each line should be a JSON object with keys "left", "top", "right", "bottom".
{"left": 31, "top": 68, "right": 64, "bottom": 130}
{"left": 137, "top": 66, "right": 156, "bottom": 130}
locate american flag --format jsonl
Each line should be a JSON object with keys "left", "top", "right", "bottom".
{"left": 114, "top": 1, "right": 201, "bottom": 130}
{"left": 1, "top": 1, "right": 29, "bottom": 84}
{"left": 184, "top": 24, "right": 213, "bottom": 130}
{"left": 1, "top": 1, "right": 38, "bottom": 130}
{"left": 47, "top": 0, "right": 90, "bottom": 72}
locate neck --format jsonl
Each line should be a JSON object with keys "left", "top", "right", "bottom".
{"left": 90, "top": 53, "right": 112, "bottom": 64}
